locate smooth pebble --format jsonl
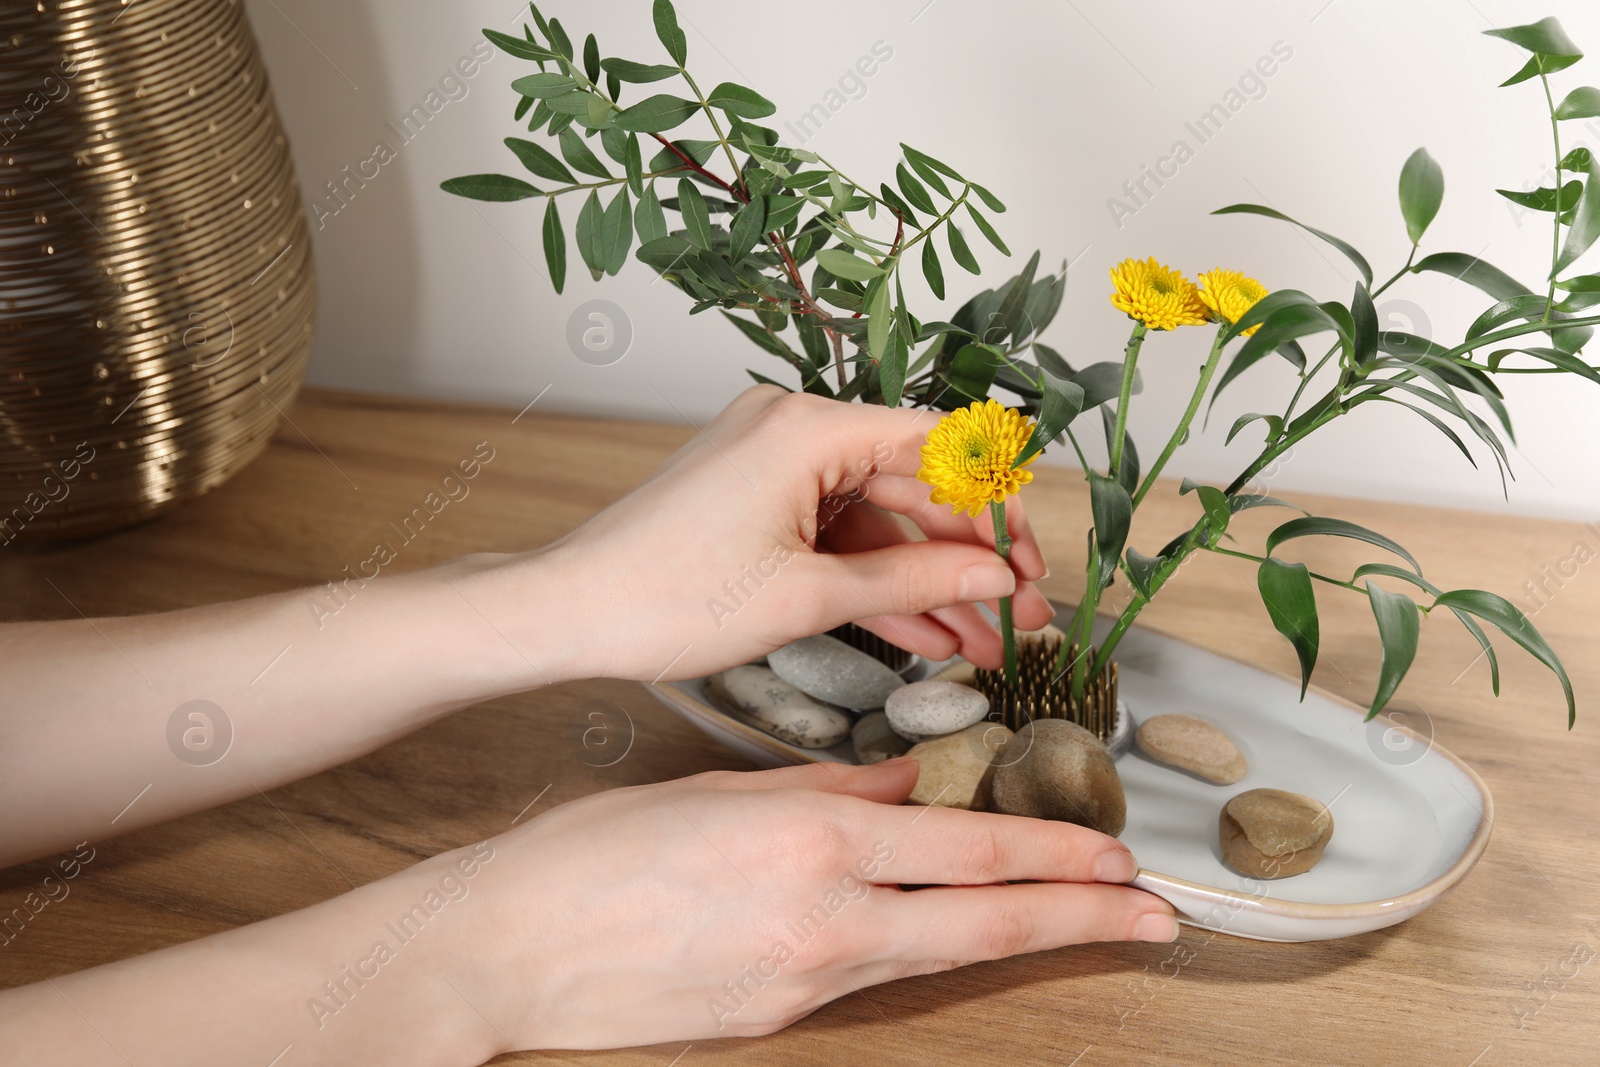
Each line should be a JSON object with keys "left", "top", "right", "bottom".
{"left": 905, "top": 722, "right": 1013, "bottom": 810}
{"left": 706, "top": 665, "right": 852, "bottom": 749}
{"left": 990, "top": 718, "right": 1127, "bottom": 836}
{"left": 885, "top": 680, "right": 990, "bottom": 741}
{"left": 1218, "top": 788, "right": 1334, "bottom": 879}
{"left": 768, "top": 634, "right": 906, "bottom": 709}
{"left": 1136, "top": 713, "right": 1247, "bottom": 784}
{"left": 851, "top": 710, "right": 911, "bottom": 765}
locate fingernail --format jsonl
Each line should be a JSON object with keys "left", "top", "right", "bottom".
{"left": 1040, "top": 567, "right": 1051, "bottom": 580}
{"left": 878, "top": 755, "right": 918, "bottom": 768}
{"left": 1093, "top": 850, "right": 1138, "bottom": 883}
{"left": 959, "top": 564, "right": 1015, "bottom": 602}
{"left": 1134, "top": 913, "right": 1179, "bottom": 943}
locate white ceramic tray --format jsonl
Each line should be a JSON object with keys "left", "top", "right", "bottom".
{"left": 645, "top": 606, "right": 1493, "bottom": 942}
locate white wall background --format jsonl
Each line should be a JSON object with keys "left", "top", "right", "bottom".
{"left": 245, "top": 0, "right": 1600, "bottom": 519}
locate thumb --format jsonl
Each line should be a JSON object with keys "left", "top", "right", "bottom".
{"left": 721, "top": 756, "right": 923, "bottom": 805}
{"left": 801, "top": 540, "right": 1017, "bottom": 627}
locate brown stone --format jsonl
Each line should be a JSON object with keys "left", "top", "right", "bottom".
{"left": 1136, "top": 713, "right": 1248, "bottom": 784}
{"left": 1219, "top": 788, "right": 1334, "bottom": 879}
{"left": 989, "top": 718, "right": 1126, "bottom": 836}
{"left": 905, "top": 722, "right": 1013, "bottom": 810}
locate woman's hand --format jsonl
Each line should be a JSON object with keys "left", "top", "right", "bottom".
{"left": 451, "top": 759, "right": 1178, "bottom": 1051}
{"left": 486, "top": 386, "right": 1055, "bottom": 683}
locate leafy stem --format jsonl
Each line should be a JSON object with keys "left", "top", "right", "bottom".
{"left": 1133, "top": 324, "right": 1228, "bottom": 507}
{"left": 1540, "top": 63, "right": 1563, "bottom": 314}
{"left": 991, "top": 501, "right": 1018, "bottom": 688}
{"left": 1108, "top": 323, "right": 1148, "bottom": 477}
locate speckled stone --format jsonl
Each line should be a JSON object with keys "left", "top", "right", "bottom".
{"left": 767, "top": 634, "right": 906, "bottom": 709}
{"left": 705, "top": 665, "right": 852, "bottom": 749}
{"left": 1136, "top": 713, "right": 1248, "bottom": 784}
{"left": 905, "top": 722, "right": 1013, "bottom": 809}
{"left": 885, "top": 680, "right": 990, "bottom": 740}
{"left": 990, "top": 719, "right": 1127, "bottom": 836}
{"left": 1219, "top": 788, "right": 1334, "bottom": 879}
{"left": 851, "top": 710, "right": 912, "bottom": 765}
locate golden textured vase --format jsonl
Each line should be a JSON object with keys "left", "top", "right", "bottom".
{"left": 0, "top": 0, "right": 315, "bottom": 544}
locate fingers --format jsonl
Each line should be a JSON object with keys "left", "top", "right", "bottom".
{"left": 797, "top": 540, "right": 1016, "bottom": 634}
{"left": 860, "top": 803, "right": 1140, "bottom": 886}
{"left": 691, "top": 757, "right": 923, "bottom": 806}
{"left": 874, "top": 882, "right": 1178, "bottom": 963}
{"left": 863, "top": 475, "right": 1047, "bottom": 581}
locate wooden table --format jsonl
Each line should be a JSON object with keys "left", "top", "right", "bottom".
{"left": 3, "top": 388, "right": 1596, "bottom": 1066}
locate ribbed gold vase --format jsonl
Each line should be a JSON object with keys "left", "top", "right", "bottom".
{"left": 0, "top": 0, "right": 315, "bottom": 544}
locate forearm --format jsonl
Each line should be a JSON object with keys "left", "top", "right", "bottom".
{"left": 0, "top": 843, "right": 507, "bottom": 1067}
{"left": 0, "top": 551, "right": 575, "bottom": 866}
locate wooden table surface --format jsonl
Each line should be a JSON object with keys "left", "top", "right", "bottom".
{"left": 2, "top": 387, "right": 1596, "bottom": 1066}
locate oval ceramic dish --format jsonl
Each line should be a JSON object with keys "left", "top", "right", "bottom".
{"left": 645, "top": 605, "right": 1494, "bottom": 943}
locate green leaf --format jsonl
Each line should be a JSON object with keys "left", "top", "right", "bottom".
{"left": 965, "top": 204, "right": 1011, "bottom": 256}
{"left": 652, "top": 0, "right": 687, "bottom": 65}
{"left": 728, "top": 194, "right": 766, "bottom": 263}
{"left": 947, "top": 221, "right": 980, "bottom": 274}
{"left": 880, "top": 321, "right": 908, "bottom": 408}
{"left": 1352, "top": 563, "right": 1500, "bottom": 696}
{"left": 946, "top": 343, "right": 1000, "bottom": 401}
{"left": 765, "top": 193, "right": 803, "bottom": 233}
{"left": 1213, "top": 203, "right": 1373, "bottom": 286}
{"left": 545, "top": 17, "right": 574, "bottom": 59}
{"left": 582, "top": 33, "right": 601, "bottom": 84}
{"left": 816, "top": 287, "right": 862, "bottom": 312}
{"left": 1195, "top": 485, "right": 1231, "bottom": 544}
{"left": 816, "top": 248, "right": 885, "bottom": 281}
{"left": 600, "top": 188, "right": 632, "bottom": 276}
{"left": 1226, "top": 412, "right": 1284, "bottom": 445}
{"left": 510, "top": 72, "right": 578, "bottom": 98}
{"left": 1351, "top": 283, "right": 1379, "bottom": 365}
{"left": 635, "top": 234, "right": 695, "bottom": 273}
{"left": 1103, "top": 407, "right": 1140, "bottom": 496}
{"left": 620, "top": 136, "right": 643, "bottom": 197}
{"left": 1558, "top": 153, "right": 1600, "bottom": 272}
{"left": 1070, "top": 361, "right": 1125, "bottom": 409}
{"left": 900, "top": 144, "right": 964, "bottom": 184}
{"left": 542, "top": 197, "right": 566, "bottom": 293}
{"left": 1125, "top": 548, "right": 1164, "bottom": 601}
{"left": 647, "top": 138, "right": 719, "bottom": 173}
{"left": 1213, "top": 293, "right": 1343, "bottom": 404}
{"left": 1556, "top": 86, "right": 1600, "bottom": 119}
{"left": 1484, "top": 17, "right": 1582, "bottom": 58}
{"left": 1486, "top": 346, "right": 1600, "bottom": 385}
{"left": 484, "top": 28, "right": 558, "bottom": 62}
{"left": 1411, "top": 252, "right": 1530, "bottom": 301}
{"left": 615, "top": 93, "right": 698, "bottom": 133}
{"left": 707, "top": 81, "right": 776, "bottom": 118}
{"left": 902, "top": 153, "right": 951, "bottom": 200}
{"left": 575, "top": 189, "right": 605, "bottom": 280}
{"left": 1015, "top": 366, "right": 1085, "bottom": 466}
{"left": 720, "top": 312, "right": 794, "bottom": 360}
{"left": 558, "top": 127, "right": 611, "bottom": 179}
{"left": 985, "top": 251, "right": 1040, "bottom": 346}
{"left": 677, "top": 178, "right": 713, "bottom": 250}
{"left": 635, "top": 183, "right": 668, "bottom": 244}
{"left": 1266, "top": 516, "right": 1421, "bottom": 574}
{"left": 1398, "top": 148, "right": 1444, "bottom": 245}
{"left": 1257, "top": 558, "right": 1320, "bottom": 699}
{"left": 921, "top": 240, "right": 946, "bottom": 300}
{"left": 895, "top": 163, "right": 938, "bottom": 214}
{"left": 1364, "top": 582, "right": 1420, "bottom": 718}
{"left": 600, "top": 58, "right": 680, "bottom": 82}
{"left": 504, "top": 137, "right": 576, "bottom": 184}
{"left": 867, "top": 279, "right": 893, "bottom": 364}
{"left": 1497, "top": 181, "right": 1583, "bottom": 211}
{"left": 1433, "top": 589, "right": 1575, "bottom": 726}
{"left": 1089, "top": 474, "right": 1132, "bottom": 590}
{"left": 439, "top": 174, "right": 541, "bottom": 202}
{"left": 971, "top": 182, "right": 1006, "bottom": 213}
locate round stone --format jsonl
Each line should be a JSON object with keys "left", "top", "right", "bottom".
{"left": 990, "top": 718, "right": 1126, "bottom": 836}
{"left": 767, "top": 634, "right": 906, "bottom": 709}
{"left": 905, "top": 722, "right": 1013, "bottom": 810}
{"left": 705, "top": 665, "right": 853, "bottom": 749}
{"left": 1136, "top": 713, "right": 1248, "bottom": 784}
{"left": 851, "top": 710, "right": 911, "bottom": 765}
{"left": 884, "top": 680, "right": 990, "bottom": 740}
{"left": 1218, "top": 788, "right": 1334, "bottom": 879}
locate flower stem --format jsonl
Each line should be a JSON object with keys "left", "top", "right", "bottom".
{"left": 990, "top": 501, "right": 1018, "bottom": 689}
{"left": 1108, "top": 323, "right": 1148, "bottom": 478}
{"left": 1132, "top": 324, "right": 1228, "bottom": 508}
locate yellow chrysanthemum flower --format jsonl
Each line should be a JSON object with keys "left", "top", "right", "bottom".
{"left": 1108, "top": 257, "right": 1208, "bottom": 331}
{"left": 1198, "top": 268, "right": 1270, "bottom": 335}
{"left": 917, "top": 399, "right": 1037, "bottom": 517}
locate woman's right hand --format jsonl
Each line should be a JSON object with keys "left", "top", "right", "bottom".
{"left": 448, "top": 758, "right": 1177, "bottom": 1052}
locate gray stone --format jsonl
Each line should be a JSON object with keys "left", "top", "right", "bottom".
{"left": 768, "top": 634, "right": 906, "bottom": 709}
{"left": 1136, "top": 713, "right": 1248, "bottom": 784}
{"left": 990, "top": 718, "right": 1127, "bottom": 836}
{"left": 851, "top": 710, "right": 911, "bottom": 765}
{"left": 1219, "top": 788, "right": 1333, "bottom": 879}
{"left": 705, "top": 665, "right": 853, "bottom": 749}
{"left": 905, "top": 722, "right": 1013, "bottom": 809}
{"left": 885, "top": 680, "right": 990, "bottom": 740}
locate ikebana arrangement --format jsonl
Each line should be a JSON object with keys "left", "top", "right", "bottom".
{"left": 447, "top": 4, "right": 1595, "bottom": 870}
